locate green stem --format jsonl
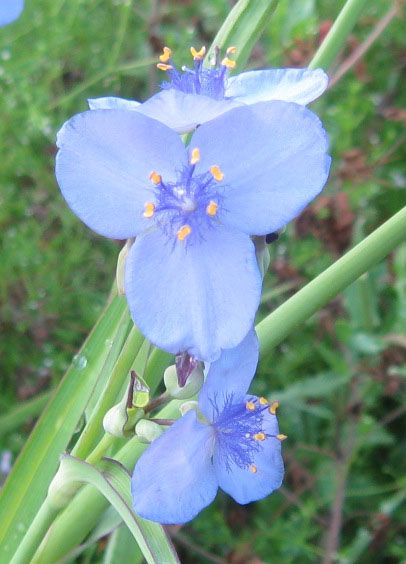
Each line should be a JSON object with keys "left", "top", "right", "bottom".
{"left": 85, "top": 434, "right": 116, "bottom": 465}
{"left": 257, "top": 207, "right": 406, "bottom": 355}
{"left": 32, "top": 401, "right": 183, "bottom": 563}
{"left": 10, "top": 501, "right": 58, "bottom": 564}
{"left": 309, "top": 0, "right": 370, "bottom": 70}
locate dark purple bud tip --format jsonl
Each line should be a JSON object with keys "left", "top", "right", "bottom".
{"left": 175, "top": 352, "right": 198, "bottom": 387}
{"left": 265, "top": 232, "right": 279, "bottom": 244}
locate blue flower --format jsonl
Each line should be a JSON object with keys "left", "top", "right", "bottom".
{"left": 131, "top": 330, "right": 284, "bottom": 524}
{"left": 56, "top": 101, "right": 330, "bottom": 361}
{"left": 0, "top": 0, "right": 24, "bottom": 26}
{"left": 89, "top": 45, "right": 328, "bottom": 132}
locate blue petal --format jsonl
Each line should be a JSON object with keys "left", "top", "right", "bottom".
{"left": 88, "top": 96, "right": 141, "bottom": 111}
{"left": 199, "top": 329, "right": 259, "bottom": 421}
{"left": 125, "top": 225, "right": 262, "bottom": 361}
{"left": 56, "top": 110, "right": 186, "bottom": 239}
{"left": 192, "top": 101, "right": 331, "bottom": 235}
{"left": 226, "top": 68, "right": 328, "bottom": 105}
{"left": 0, "top": 0, "right": 24, "bottom": 26}
{"left": 213, "top": 398, "right": 284, "bottom": 504}
{"left": 131, "top": 410, "right": 218, "bottom": 524}
{"left": 136, "top": 89, "right": 242, "bottom": 133}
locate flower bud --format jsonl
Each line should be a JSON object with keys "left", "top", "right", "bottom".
{"left": 103, "top": 400, "right": 129, "bottom": 438}
{"left": 135, "top": 419, "right": 163, "bottom": 443}
{"left": 164, "top": 363, "right": 204, "bottom": 399}
{"left": 116, "top": 238, "right": 134, "bottom": 295}
{"left": 103, "top": 374, "right": 147, "bottom": 437}
{"left": 253, "top": 236, "right": 270, "bottom": 278}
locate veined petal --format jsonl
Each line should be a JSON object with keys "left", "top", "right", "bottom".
{"left": 0, "top": 0, "right": 24, "bottom": 26}
{"left": 125, "top": 225, "right": 262, "bottom": 361}
{"left": 136, "top": 89, "right": 242, "bottom": 133}
{"left": 199, "top": 329, "right": 259, "bottom": 421}
{"left": 55, "top": 110, "right": 187, "bottom": 239}
{"left": 226, "top": 68, "right": 328, "bottom": 105}
{"left": 193, "top": 101, "right": 331, "bottom": 235}
{"left": 213, "top": 398, "right": 284, "bottom": 505}
{"left": 88, "top": 96, "right": 141, "bottom": 111}
{"left": 131, "top": 410, "right": 217, "bottom": 524}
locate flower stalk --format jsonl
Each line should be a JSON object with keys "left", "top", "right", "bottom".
{"left": 309, "top": 0, "right": 370, "bottom": 70}
{"left": 257, "top": 207, "right": 406, "bottom": 355}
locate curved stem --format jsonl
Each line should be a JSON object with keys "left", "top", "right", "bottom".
{"left": 309, "top": 0, "right": 370, "bottom": 70}
{"left": 257, "top": 207, "right": 406, "bottom": 355}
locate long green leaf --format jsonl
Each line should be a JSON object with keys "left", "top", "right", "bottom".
{"left": 206, "top": 0, "right": 279, "bottom": 69}
{"left": 53, "top": 455, "right": 179, "bottom": 564}
{"left": 0, "top": 295, "right": 127, "bottom": 560}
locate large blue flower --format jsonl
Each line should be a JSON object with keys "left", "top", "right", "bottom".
{"left": 89, "top": 46, "right": 328, "bottom": 132}
{"left": 56, "top": 101, "right": 330, "bottom": 361}
{"left": 132, "top": 330, "right": 284, "bottom": 524}
{"left": 0, "top": 0, "right": 24, "bottom": 26}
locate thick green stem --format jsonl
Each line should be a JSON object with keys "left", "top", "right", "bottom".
{"left": 309, "top": 0, "right": 370, "bottom": 69}
{"left": 10, "top": 501, "right": 58, "bottom": 564}
{"left": 32, "top": 401, "right": 182, "bottom": 563}
{"left": 257, "top": 207, "right": 406, "bottom": 355}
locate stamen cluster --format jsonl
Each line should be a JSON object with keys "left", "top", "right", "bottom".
{"left": 211, "top": 395, "right": 283, "bottom": 474}
{"left": 143, "top": 148, "right": 224, "bottom": 244}
{"left": 157, "top": 45, "right": 237, "bottom": 100}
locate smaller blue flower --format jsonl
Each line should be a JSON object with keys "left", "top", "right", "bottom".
{"left": 132, "top": 330, "right": 284, "bottom": 524}
{"left": 0, "top": 0, "right": 24, "bottom": 26}
{"left": 89, "top": 45, "right": 328, "bottom": 132}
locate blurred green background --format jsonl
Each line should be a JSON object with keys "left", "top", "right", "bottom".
{"left": 0, "top": 0, "right": 405, "bottom": 562}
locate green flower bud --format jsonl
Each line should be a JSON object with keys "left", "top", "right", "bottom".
{"left": 164, "top": 363, "right": 204, "bottom": 399}
{"left": 135, "top": 419, "right": 163, "bottom": 443}
{"left": 253, "top": 235, "right": 271, "bottom": 278}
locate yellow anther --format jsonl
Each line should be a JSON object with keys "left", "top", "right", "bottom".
{"left": 206, "top": 201, "right": 218, "bottom": 217}
{"left": 254, "top": 432, "right": 266, "bottom": 442}
{"left": 157, "top": 63, "right": 173, "bottom": 71}
{"left": 159, "top": 46, "right": 172, "bottom": 63}
{"left": 277, "top": 434, "right": 288, "bottom": 441}
{"left": 143, "top": 202, "right": 155, "bottom": 218}
{"left": 249, "top": 464, "right": 257, "bottom": 474}
{"left": 149, "top": 171, "right": 162, "bottom": 185}
{"left": 221, "top": 57, "right": 236, "bottom": 69}
{"left": 177, "top": 225, "right": 192, "bottom": 241}
{"left": 190, "top": 147, "right": 200, "bottom": 165}
{"left": 226, "top": 46, "right": 237, "bottom": 55}
{"left": 209, "top": 165, "right": 224, "bottom": 181}
{"left": 259, "top": 397, "right": 269, "bottom": 406}
{"left": 269, "top": 401, "right": 280, "bottom": 415}
{"left": 190, "top": 46, "right": 206, "bottom": 60}
{"left": 246, "top": 401, "right": 256, "bottom": 412}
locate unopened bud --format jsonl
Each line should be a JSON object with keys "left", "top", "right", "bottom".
{"left": 135, "top": 419, "right": 163, "bottom": 443}
{"left": 103, "top": 373, "right": 146, "bottom": 437}
{"left": 164, "top": 363, "right": 204, "bottom": 399}
{"left": 116, "top": 239, "right": 134, "bottom": 295}
{"left": 253, "top": 236, "right": 270, "bottom": 278}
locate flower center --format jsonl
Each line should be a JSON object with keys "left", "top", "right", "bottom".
{"left": 143, "top": 147, "right": 225, "bottom": 244}
{"left": 156, "top": 45, "right": 237, "bottom": 100}
{"left": 211, "top": 396, "right": 270, "bottom": 473}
